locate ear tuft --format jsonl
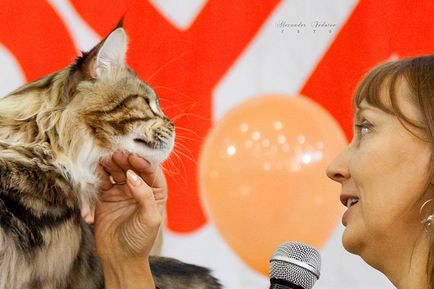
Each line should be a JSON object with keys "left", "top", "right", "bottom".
{"left": 95, "top": 28, "right": 128, "bottom": 77}
{"left": 116, "top": 18, "right": 124, "bottom": 29}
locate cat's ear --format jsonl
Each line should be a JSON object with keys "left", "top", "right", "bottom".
{"left": 93, "top": 27, "right": 128, "bottom": 77}
{"left": 64, "top": 27, "right": 128, "bottom": 100}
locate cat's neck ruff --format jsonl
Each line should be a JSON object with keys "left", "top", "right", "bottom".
{"left": 56, "top": 134, "right": 173, "bottom": 210}
{"left": 57, "top": 138, "right": 107, "bottom": 209}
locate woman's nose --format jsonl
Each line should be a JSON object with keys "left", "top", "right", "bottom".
{"left": 326, "top": 146, "right": 351, "bottom": 183}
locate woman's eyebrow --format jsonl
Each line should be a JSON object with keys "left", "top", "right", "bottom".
{"left": 354, "top": 106, "right": 378, "bottom": 121}
{"left": 354, "top": 107, "right": 367, "bottom": 121}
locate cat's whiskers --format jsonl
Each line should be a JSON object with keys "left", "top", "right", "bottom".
{"left": 172, "top": 112, "right": 210, "bottom": 123}
{"left": 146, "top": 50, "right": 192, "bottom": 83}
{"left": 153, "top": 86, "right": 193, "bottom": 102}
{"left": 171, "top": 140, "right": 195, "bottom": 160}
{"left": 175, "top": 126, "right": 204, "bottom": 140}
{"left": 156, "top": 100, "right": 201, "bottom": 113}
{"left": 171, "top": 144, "right": 198, "bottom": 166}
{"left": 163, "top": 150, "right": 189, "bottom": 186}
{"left": 174, "top": 134, "right": 201, "bottom": 142}
{"left": 153, "top": 95, "right": 207, "bottom": 125}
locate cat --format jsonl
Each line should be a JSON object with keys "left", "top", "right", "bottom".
{"left": 0, "top": 25, "right": 221, "bottom": 289}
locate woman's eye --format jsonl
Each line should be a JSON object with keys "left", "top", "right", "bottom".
{"left": 355, "top": 121, "right": 373, "bottom": 137}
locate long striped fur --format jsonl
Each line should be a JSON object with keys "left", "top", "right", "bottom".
{"left": 0, "top": 27, "right": 220, "bottom": 289}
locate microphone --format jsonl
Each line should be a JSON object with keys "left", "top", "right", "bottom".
{"left": 269, "top": 242, "right": 321, "bottom": 289}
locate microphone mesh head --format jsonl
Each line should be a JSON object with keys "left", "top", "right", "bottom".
{"left": 269, "top": 242, "right": 321, "bottom": 289}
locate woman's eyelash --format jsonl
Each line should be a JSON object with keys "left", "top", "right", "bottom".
{"left": 355, "top": 121, "right": 373, "bottom": 135}
{"left": 355, "top": 122, "right": 371, "bottom": 129}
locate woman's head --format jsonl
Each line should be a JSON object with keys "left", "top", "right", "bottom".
{"left": 327, "top": 55, "right": 434, "bottom": 288}
{"left": 354, "top": 56, "right": 434, "bottom": 155}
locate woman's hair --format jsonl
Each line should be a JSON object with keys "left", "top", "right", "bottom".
{"left": 353, "top": 55, "right": 434, "bottom": 288}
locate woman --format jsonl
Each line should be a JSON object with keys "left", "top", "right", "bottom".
{"left": 95, "top": 151, "right": 167, "bottom": 289}
{"left": 326, "top": 55, "right": 434, "bottom": 289}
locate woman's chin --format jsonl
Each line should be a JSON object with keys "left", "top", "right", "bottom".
{"left": 341, "top": 227, "right": 361, "bottom": 255}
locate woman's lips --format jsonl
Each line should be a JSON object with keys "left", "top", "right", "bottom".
{"left": 340, "top": 194, "right": 359, "bottom": 207}
{"left": 340, "top": 194, "right": 359, "bottom": 226}
{"left": 342, "top": 208, "right": 351, "bottom": 226}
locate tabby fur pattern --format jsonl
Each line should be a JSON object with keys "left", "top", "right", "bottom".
{"left": 0, "top": 26, "right": 221, "bottom": 289}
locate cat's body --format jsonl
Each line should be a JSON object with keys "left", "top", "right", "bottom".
{"left": 0, "top": 139, "right": 101, "bottom": 288}
{"left": 0, "top": 27, "right": 221, "bottom": 289}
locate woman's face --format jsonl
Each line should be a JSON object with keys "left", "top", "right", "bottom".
{"left": 326, "top": 80, "right": 432, "bottom": 265}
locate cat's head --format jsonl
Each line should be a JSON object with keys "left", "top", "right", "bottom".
{"left": 0, "top": 26, "right": 174, "bottom": 173}
{"left": 0, "top": 26, "right": 174, "bottom": 206}
{"left": 63, "top": 27, "right": 175, "bottom": 165}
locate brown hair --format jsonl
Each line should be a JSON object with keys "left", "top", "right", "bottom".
{"left": 353, "top": 55, "right": 434, "bottom": 288}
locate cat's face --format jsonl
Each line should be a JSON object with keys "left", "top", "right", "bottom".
{"left": 66, "top": 28, "right": 174, "bottom": 164}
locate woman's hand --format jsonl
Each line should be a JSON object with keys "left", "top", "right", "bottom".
{"left": 94, "top": 151, "right": 167, "bottom": 289}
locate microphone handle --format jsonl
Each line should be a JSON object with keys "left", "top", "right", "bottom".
{"left": 269, "top": 278, "right": 305, "bottom": 289}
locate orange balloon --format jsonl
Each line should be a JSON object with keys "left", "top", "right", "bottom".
{"left": 199, "top": 95, "right": 346, "bottom": 275}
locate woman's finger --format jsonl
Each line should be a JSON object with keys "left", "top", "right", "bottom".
{"left": 100, "top": 156, "right": 127, "bottom": 184}
{"left": 112, "top": 151, "right": 131, "bottom": 171}
{"left": 126, "top": 170, "right": 162, "bottom": 225}
{"left": 99, "top": 185, "right": 133, "bottom": 201}
{"left": 128, "top": 154, "right": 165, "bottom": 188}
{"left": 81, "top": 205, "right": 95, "bottom": 224}
{"left": 152, "top": 187, "right": 167, "bottom": 216}
{"left": 96, "top": 165, "right": 113, "bottom": 191}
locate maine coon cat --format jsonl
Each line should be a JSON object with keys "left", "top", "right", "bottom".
{"left": 0, "top": 26, "right": 221, "bottom": 289}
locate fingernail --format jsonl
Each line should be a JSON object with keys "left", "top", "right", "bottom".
{"left": 127, "top": 170, "right": 141, "bottom": 186}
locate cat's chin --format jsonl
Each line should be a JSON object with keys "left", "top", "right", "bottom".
{"left": 115, "top": 136, "right": 174, "bottom": 165}
{"left": 133, "top": 149, "right": 171, "bottom": 165}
